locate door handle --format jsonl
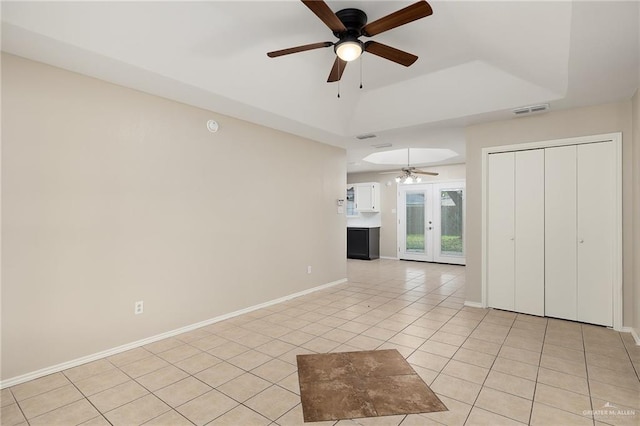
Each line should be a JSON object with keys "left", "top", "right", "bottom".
{"left": 579, "top": 239, "right": 584, "bottom": 244}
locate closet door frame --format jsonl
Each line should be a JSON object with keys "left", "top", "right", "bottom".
{"left": 480, "top": 132, "right": 622, "bottom": 331}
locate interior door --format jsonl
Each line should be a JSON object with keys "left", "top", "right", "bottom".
{"left": 398, "top": 182, "right": 465, "bottom": 264}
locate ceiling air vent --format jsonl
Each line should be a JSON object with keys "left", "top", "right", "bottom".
{"left": 372, "top": 143, "right": 392, "bottom": 149}
{"left": 512, "top": 103, "right": 550, "bottom": 116}
{"left": 356, "top": 133, "right": 377, "bottom": 140}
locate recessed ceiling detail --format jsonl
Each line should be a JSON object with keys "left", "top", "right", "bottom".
{"left": 363, "top": 148, "right": 458, "bottom": 165}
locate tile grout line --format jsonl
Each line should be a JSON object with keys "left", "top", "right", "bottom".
{"left": 7, "top": 387, "right": 30, "bottom": 426}
{"left": 581, "top": 324, "right": 597, "bottom": 426}
{"left": 526, "top": 315, "right": 549, "bottom": 426}
{"left": 62, "top": 368, "right": 114, "bottom": 426}
{"left": 458, "top": 312, "right": 520, "bottom": 425}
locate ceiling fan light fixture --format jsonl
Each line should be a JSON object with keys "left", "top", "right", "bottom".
{"left": 335, "top": 38, "right": 363, "bottom": 62}
{"left": 395, "top": 169, "right": 423, "bottom": 184}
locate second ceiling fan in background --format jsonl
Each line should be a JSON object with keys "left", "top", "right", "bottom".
{"left": 267, "top": 0, "right": 433, "bottom": 83}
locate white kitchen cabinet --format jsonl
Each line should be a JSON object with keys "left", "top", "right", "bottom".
{"left": 348, "top": 183, "right": 380, "bottom": 213}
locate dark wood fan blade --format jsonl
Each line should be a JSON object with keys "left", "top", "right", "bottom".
{"left": 327, "top": 56, "right": 347, "bottom": 82}
{"left": 364, "top": 41, "right": 418, "bottom": 66}
{"left": 267, "top": 42, "right": 333, "bottom": 58}
{"left": 301, "top": 0, "right": 347, "bottom": 33}
{"left": 362, "top": 1, "right": 433, "bottom": 37}
{"left": 414, "top": 170, "right": 439, "bottom": 176}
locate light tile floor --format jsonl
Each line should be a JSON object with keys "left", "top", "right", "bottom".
{"left": 2, "top": 259, "right": 639, "bottom": 425}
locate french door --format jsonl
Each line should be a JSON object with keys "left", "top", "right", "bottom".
{"left": 398, "top": 182, "right": 466, "bottom": 264}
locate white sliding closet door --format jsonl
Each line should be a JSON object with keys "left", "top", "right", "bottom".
{"left": 577, "top": 142, "right": 615, "bottom": 326}
{"left": 487, "top": 152, "right": 515, "bottom": 311}
{"left": 514, "top": 150, "right": 544, "bottom": 316}
{"left": 545, "top": 145, "right": 578, "bottom": 320}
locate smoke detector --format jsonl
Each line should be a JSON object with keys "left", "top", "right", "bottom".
{"left": 206, "top": 120, "right": 219, "bottom": 132}
{"left": 512, "top": 103, "right": 550, "bottom": 116}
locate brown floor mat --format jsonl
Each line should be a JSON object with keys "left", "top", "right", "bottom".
{"left": 296, "top": 349, "right": 448, "bottom": 422}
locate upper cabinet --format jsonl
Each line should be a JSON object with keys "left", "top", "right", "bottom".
{"left": 347, "top": 183, "right": 380, "bottom": 215}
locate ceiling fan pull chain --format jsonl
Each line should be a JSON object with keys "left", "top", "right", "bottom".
{"left": 337, "top": 60, "right": 341, "bottom": 98}
{"left": 360, "top": 55, "right": 363, "bottom": 89}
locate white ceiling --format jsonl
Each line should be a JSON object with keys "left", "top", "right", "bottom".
{"left": 2, "top": 1, "right": 639, "bottom": 172}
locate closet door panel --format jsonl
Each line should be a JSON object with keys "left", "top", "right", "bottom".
{"left": 544, "top": 145, "right": 578, "bottom": 320}
{"left": 577, "top": 142, "right": 614, "bottom": 326}
{"left": 487, "top": 152, "right": 515, "bottom": 311}
{"left": 514, "top": 150, "right": 545, "bottom": 316}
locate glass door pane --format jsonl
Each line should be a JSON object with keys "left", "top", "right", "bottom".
{"left": 439, "top": 188, "right": 464, "bottom": 257}
{"left": 405, "top": 192, "right": 425, "bottom": 253}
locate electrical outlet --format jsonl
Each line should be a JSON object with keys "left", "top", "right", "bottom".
{"left": 134, "top": 301, "right": 144, "bottom": 315}
{"left": 307, "top": 265, "right": 312, "bottom": 274}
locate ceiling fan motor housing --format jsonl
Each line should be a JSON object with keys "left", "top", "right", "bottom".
{"left": 333, "top": 8, "right": 368, "bottom": 38}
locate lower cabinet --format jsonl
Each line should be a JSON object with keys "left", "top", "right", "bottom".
{"left": 347, "top": 227, "right": 380, "bottom": 260}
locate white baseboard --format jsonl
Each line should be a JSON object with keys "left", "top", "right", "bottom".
{"left": 0, "top": 278, "right": 347, "bottom": 389}
{"left": 379, "top": 256, "right": 399, "bottom": 260}
{"left": 463, "top": 301, "right": 484, "bottom": 309}
{"left": 621, "top": 327, "right": 640, "bottom": 345}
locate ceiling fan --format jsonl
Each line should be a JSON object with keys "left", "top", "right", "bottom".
{"left": 379, "top": 148, "right": 439, "bottom": 183}
{"left": 267, "top": 0, "right": 433, "bottom": 82}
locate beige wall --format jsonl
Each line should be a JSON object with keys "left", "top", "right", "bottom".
{"left": 465, "top": 101, "right": 635, "bottom": 327}
{"left": 633, "top": 90, "right": 640, "bottom": 337}
{"left": 1, "top": 54, "right": 347, "bottom": 380}
{"left": 348, "top": 164, "right": 466, "bottom": 258}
